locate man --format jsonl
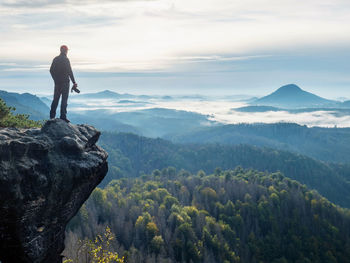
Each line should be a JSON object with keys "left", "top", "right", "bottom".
{"left": 49, "top": 45, "right": 78, "bottom": 123}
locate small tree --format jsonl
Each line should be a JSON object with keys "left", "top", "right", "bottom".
{"left": 63, "top": 226, "right": 124, "bottom": 263}
{"left": 0, "top": 98, "right": 42, "bottom": 128}
{"left": 0, "top": 98, "right": 12, "bottom": 120}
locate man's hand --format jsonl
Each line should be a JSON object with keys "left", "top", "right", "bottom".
{"left": 71, "top": 83, "right": 80, "bottom": 93}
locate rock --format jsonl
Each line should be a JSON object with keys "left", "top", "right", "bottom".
{"left": 0, "top": 119, "right": 108, "bottom": 263}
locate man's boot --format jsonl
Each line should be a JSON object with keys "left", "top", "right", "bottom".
{"left": 60, "top": 117, "right": 70, "bottom": 123}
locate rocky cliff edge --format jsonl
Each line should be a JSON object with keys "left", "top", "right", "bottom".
{"left": 0, "top": 119, "right": 108, "bottom": 263}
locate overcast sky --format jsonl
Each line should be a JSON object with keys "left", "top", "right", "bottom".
{"left": 1, "top": 0, "right": 350, "bottom": 97}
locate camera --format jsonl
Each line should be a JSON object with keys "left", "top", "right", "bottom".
{"left": 71, "top": 83, "right": 80, "bottom": 93}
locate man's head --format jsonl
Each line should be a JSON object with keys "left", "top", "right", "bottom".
{"left": 60, "top": 45, "right": 69, "bottom": 55}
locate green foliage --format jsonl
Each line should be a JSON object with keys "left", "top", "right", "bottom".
{"left": 0, "top": 98, "right": 42, "bottom": 128}
{"left": 150, "top": 235, "right": 164, "bottom": 254}
{"left": 66, "top": 168, "right": 350, "bottom": 263}
{"left": 0, "top": 98, "right": 11, "bottom": 119}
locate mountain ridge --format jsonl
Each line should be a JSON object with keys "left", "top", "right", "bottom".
{"left": 0, "top": 90, "right": 49, "bottom": 120}
{"left": 100, "top": 131, "right": 350, "bottom": 207}
{"left": 165, "top": 122, "right": 350, "bottom": 163}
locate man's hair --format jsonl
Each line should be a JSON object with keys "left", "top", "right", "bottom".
{"left": 60, "top": 45, "right": 68, "bottom": 53}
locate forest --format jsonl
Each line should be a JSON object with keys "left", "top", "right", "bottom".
{"left": 65, "top": 167, "right": 350, "bottom": 263}
{"left": 99, "top": 132, "right": 350, "bottom": 208}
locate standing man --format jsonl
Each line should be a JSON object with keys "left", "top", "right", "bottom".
{"left": 49, "top": 45, "right": 78, "bottom": 123}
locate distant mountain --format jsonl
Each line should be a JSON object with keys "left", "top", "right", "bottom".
{"left": 341, "top": 100, "right": 350, "bottom": 108}
{"left": 68, "top": 108, "right": 215, "bottom": 137}
{"left": 110, "top": 108, "right": 216, "bottom": 137}
{"left": 117, "top": 100, "right": 152, "bottom": 106}
{"left": 75, "top": 90, "right": 152, "bottom": 100}
{"left": 161, "top": 95, "right": 173, "bottom": 100}
{"left": 118, "top": 100, "right": 139, "bottom": 104}
{"left": 234, "top": 105, "right": 282, "bottom": 112}
{"left": 76, "top": 90, "right": 125, "bottom": 99}
{"left": 0, "top": 90, "right": 49, "bottom": 120}
{"left": 69, "top": 112, "right": 141, "bottom": 134}
{"left": 40, "top": 97, "right": 52, "bottom": 107}
{"left": 253, "top": 84, "right": 337, "bottom": 108}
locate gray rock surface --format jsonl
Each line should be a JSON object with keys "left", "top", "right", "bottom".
{"left": 0, "top": 119, "right": 108, "bottom": 263}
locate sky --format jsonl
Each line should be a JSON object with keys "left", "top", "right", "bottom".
{"left": 1, "top": 0, "right": 350, "bottom": 98}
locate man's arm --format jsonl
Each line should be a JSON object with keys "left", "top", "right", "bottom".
{"left": 49, "top": 58, "right": 57, "bottom": 82}
{"left": 67, "top": 59, "right": 76, "bottom": 84}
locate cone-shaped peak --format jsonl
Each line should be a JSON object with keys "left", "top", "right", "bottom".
{"left": 275, "top": 84, "right": 302, "bottom": 93}
{"left": 253, "top": 84, "right": 335, "bottom": 108}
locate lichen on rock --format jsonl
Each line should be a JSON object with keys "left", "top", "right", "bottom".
{"left": 0, "top": 119, "right": 108, "bottom": 263}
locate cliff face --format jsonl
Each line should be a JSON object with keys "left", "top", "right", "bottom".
{"left": 0, "top": 119, "right": 108, "bottom": 263}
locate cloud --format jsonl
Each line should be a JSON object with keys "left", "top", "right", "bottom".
{"left": 1, "top": 0, "right": 350, "bottom": 96}
{"left": 2, "top": 0, "right": 350, "bottom": 67}
{"left": 0, "top": 0, "right": 148, "bottom": 7}
{"left": 1, "top": 0, "right": 62, "bottom": 7}
{"left": 152, "top": 99, "right": 350, "bottom": 127}
{"left": 225, "top": 110, "right": 350, "bottom": 128}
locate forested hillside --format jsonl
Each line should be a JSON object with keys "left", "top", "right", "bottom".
{"left": 99, "top": 132, "right": 350, "bottom": 208}
{"left": 65, "top": 168, "right": 350, "bottom": 263}
{"left": 165, "top": 123, "right": 350, "bottom": 163}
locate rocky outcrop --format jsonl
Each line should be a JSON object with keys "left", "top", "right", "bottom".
{"left": 0, "top": 119, "right": 108, "bottom": 263}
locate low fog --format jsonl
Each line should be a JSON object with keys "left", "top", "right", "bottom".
{"left": 67, "top": 96, "right": 349, "bottom": 128}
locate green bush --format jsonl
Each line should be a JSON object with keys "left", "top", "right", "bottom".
{"left": 0, "top": 98, "right": 42, "bottom": 128}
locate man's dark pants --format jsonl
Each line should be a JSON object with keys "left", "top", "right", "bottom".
{"left": 50, "top": 82, "right": 69, "bottom": 119}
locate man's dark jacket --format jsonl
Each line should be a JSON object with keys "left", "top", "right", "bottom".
{"left": 50, "top": 53, "right": 76, "bottom": 84}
